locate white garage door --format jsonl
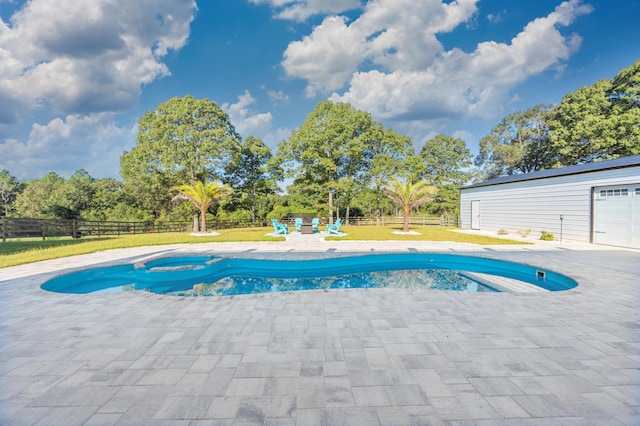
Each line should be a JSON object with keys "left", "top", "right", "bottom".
{"left": 594, "top": 185, "right": 640, "bottom": 249}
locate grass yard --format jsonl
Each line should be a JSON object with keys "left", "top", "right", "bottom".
{"left": 326, "top": 225, "right": 528, "bottom": 244}
{"left": 0, "top": 227, "right": 283, "bottom": 268}
{"left": 0, "top": 225, "right": 526, "bottom": 268}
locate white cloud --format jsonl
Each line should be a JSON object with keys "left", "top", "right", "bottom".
{"left": 487, "top": 10, "right": 506, "bottom": 24}
{"left": 0, "top": 0, "right": 197, "bottom": 123}
{"left": 0, "top": 113, "right": 136, "bottom": 180}
{"left": 282, "top": 15, "right": 369, "bottom": 97}
{"left": 281, "top": 0, "right": 591, "bottom": 129}
{"left": 248, "top": 0, "right": 362, "bottom": 22}
{"left": 222, "top": 91, "right": 273, "bottom": 138}
{"left": 282, "top": 0, "right": 480, "bottom": 97}
{"left": 266, "top": 89, "right": 289, "bottom": 105}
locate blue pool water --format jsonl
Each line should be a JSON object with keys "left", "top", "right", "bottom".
{"left": 41, "top": 253, "right": 578, "bottom": 296}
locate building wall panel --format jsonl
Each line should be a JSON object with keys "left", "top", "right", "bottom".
{"left": 460, "top": 166, "right": 640, "bottom": 244}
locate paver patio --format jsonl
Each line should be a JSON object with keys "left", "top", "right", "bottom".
{"left": 0, "top": 235, "right": 639, "bottom": 425}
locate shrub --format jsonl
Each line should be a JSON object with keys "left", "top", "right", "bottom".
{"left": 540, "top": 230, "right": 554, "bottom": 241}
{"left": 497, "top": 228, "right": 509, "bottom": 235}
{"left": 518, "top": 229, "right": 531, "bottom": 238}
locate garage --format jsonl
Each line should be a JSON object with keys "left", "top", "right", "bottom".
{"left": 460, "top": 155, "right": 640, "bottom": 249}
{"left": 594, "top": 185, "right": 640, "bottom": 249}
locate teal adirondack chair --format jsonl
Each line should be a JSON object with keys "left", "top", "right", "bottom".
{"left": 294, "top": 217, "right": 303, "bottom": 232}
{"left": 271, "top": 218, "right": 288, "bottom": 234}
{"left": 311, "top": 218, "right": 320, "bottom": 232}
{"left": 325, "top": 218, "right": 343, "bottom": 235}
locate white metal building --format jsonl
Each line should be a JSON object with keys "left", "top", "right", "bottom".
{"left": 460, "top": 155, "right": 640, "bottom": 249}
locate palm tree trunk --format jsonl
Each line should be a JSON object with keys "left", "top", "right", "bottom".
{"left": 403, "top": 205, "right": 410, "bottom": 232}
{"left": 200, "top": 207, "right": 207, "bottom": 233}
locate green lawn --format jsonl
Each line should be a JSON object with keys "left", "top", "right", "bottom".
{"left": 0, "top": 225, "right": 526, "bottom": 269}
{"left": 327, "top": 225, "right": 528, "bottom": 244}
{"left": 0, "top": 227, "right": 283, "bottom": 268}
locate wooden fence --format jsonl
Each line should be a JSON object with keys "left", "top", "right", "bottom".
{"left": 0, "top": 217, "right": 191, "bottom": 242}
{"left": 1, "top": 215, "right": 458, "bottom": 242}
{"left": 347, "top": 215, "right": 458, "bottom": 227}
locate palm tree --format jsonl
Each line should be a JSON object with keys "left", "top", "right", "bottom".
{"left": 172, "top": 181, "right": 232, "bottom": 233}
{"left": 384, "top": 178, "right": 437, "bottom": 232}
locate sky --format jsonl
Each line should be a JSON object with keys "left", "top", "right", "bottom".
{"left": 0, "top": 0, "right": 638, "bottom": 181}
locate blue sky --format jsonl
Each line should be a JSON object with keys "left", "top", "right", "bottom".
{"left": 0, "top": 0, "right": 638, "bottom": 180}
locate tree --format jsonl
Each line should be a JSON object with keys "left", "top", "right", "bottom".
{"left": 83, "top": 178, "right": 144, "bottom": 221}
{"left": 120, "top": 95, "right": 241, "bottom": 218}
{"left": 13, "top": 172, "right": 65, "bottom": 218}
{"left": 416, "top": 135, "right": 472, "bottom": 185}
{"left": 384, "top": 179, "right": 438, "bottom": 232}
{"left": 475, "top": 105, "right": 554, "bottom": 180}
{"left": 549, "top": 60, "right": 640, "bottom": 165}
{"left": 54, "top": 169, "right": 94, "bottom": 219}
{"left": 365, "top": 125, "right": 413, "bottom": 223}
{"left": 276, "top": 101, "right": 376, "bottom": 224}
{"left": 0, "top": 169, "right": 22, "bottom": 217}
{"left": 171, "top": 181, "right": 232, "bottom": 233}
{"left": 413, "top": 134, "right": 472, "bottom": 215}
{"left": 224, "top": 136, "right": 278, "bottom": 224}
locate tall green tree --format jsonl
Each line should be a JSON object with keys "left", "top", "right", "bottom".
{"left": 549, "top": 60, "right": 640, "bottom": 164}
{"left": 0, "top": 169, "right": 22, "bottom": 217}
{"left": 53, "top": 169, "right": 94, "bottom": 219}
{"left": 121, "top": 95, "right": 241, "bottom": 218}
{"left": 276, "top": 101, "right": 375, "bottom": 224}
{"left": 171, "top": 181, "right": 232, "bottom": 233}
{"left": 414, "top": 134, "right": 472, "bottom": 215}
{"left": 365, "top": 125, "right": 413, "bottom": 223}
{"left": 416, "top": 135, "right": 472, "bottom": 186}
{"left": 13, "top": 172, "right": 65, "bottom": 218}
{"left": 83, "top": 178, "right": 145, "bottom": 221}
{"left": 384, "top": 179, "right": 438, "bottom": 232}
{"left": 224, "top": 136, "right": 278, "bottom": 224}
{"left": 475, "top": 105, "right": 554, "bottom": 180}
{"left": 282, "top": 180, "right": 326, "bottom": 216}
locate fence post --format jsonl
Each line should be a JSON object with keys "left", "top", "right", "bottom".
{"left": 41, "top": 219, "right": 46, "bottom": 240}
{"left": 1, "top": 216, "right": 5, "bottom": 243}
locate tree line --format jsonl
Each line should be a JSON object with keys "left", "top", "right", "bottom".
{"left": 1, "top": 60, "right": 638, "bottom": 227}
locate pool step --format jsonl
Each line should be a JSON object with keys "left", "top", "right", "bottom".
{"left": 462, "top": 272, "right": 549, "bottom": 293}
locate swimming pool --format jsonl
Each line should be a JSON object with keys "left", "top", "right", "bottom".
{"left": 40, "top": 253, "right": 578, "bottom": 296}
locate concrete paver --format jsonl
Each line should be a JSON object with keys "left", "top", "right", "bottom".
{"left": 0, "top": 235, "right": 639, "bottom": 425}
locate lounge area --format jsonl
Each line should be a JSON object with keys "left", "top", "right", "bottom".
{"left": 272, "top": 216, "right": 339, "bottom": 235}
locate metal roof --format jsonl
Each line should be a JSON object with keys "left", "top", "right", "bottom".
{"left": 462, "top": 154, "right": 640, "bottom": 189}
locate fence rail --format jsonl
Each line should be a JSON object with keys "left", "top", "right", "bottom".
{"left": 347, "top": 216, "right": 457, "bottom": 227}
{"left": 0, "top": 217, "right": 192, "bottom": 242}
{"left": 1, "top": 215, "right": 458, "bottom": 242}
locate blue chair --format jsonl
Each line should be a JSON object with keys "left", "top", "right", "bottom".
{"left": 311, "top": 218, "right": 320, "bottom": 233}
{"left": 271, "top": 218, "right": 288, "bottom": 235}
{"left": 325, "top": 218, "right": 343, "bottom": 235}
{"left": 294, "top": 217, "right": 303, "bottom": 232}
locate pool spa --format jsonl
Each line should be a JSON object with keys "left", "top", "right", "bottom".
{"left": 41, "top": 253, "right": 578, "bottom": 296}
